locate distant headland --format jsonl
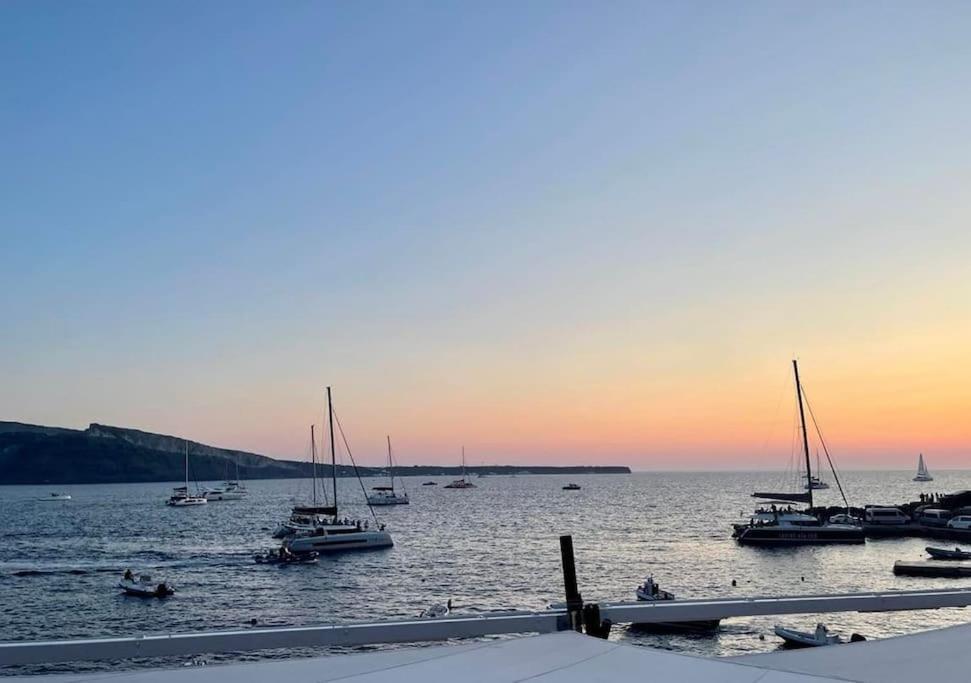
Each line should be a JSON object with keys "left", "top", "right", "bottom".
{"left": 0, "top": 421, "right": 631, "bottom": 485}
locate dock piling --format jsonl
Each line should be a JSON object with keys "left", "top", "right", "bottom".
{"left": 559, "top": 535, "right": 583, "bottom": 633}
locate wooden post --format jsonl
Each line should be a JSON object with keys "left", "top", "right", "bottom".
{"left": 560, "top": 535, "right": 583, "bottom": 632}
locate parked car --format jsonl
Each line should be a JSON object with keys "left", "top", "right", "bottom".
{"left": 864, "top": 507, "right": 910, "bottom": 525}
{"left": 947, "top": 515, "right": 971, "bottom": 530}
{"left": 919, "top": 509, "right": 953, "bottom": 528}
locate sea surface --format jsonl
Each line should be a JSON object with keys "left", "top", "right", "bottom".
{"left": 2, "top": 471, "right": 971, "bottom": 674}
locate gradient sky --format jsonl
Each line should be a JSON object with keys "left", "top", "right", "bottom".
{"left": 2, "top": 2, "right": 969, "bottom": 469}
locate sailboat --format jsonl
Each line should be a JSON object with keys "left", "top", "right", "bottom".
{"left": 286, "top": 387, "right": 394, "bottom": 553}
{"left": 272, "top": 425, "right": 331, "bottom": 538}
{"left": 367, "top": 436, "right": 409, "bottom": 505}
{"left": 444, "top": 447, "right": 476, "bottom": 489}
{"left": 166, "top": 441, "right": 208, "bottom": 506}
{"left": 914, "top": 453, "right": 933, "bottom": 482}
{"left": 733, "top": 360, "right": 863, "bottom": 546}
{"left": 805, "top": 451, "right": 830, "bottom": 490}
{"left": 205, "top": 453, "right": 248, "bottom": 501}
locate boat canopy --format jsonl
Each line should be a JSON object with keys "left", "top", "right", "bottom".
{"left": 371, "top": 486, "right": 394, "bottom": 491}
{"left": 292, "top": 505, "right": 337, "bottom": 516}
{"left": 751, "top": 491, "right": 812, "bottom": 504}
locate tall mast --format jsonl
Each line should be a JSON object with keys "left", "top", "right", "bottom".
{"left": 387, "top": 435, "right": 394, "bottom": 492}
{"left": 327, "top": 386, "right": 338, "bottom": 517}
{"left": 462, "top": 446, "right": 467, "bottom": 482}
{"left": 310, "top": 424, "right": 317, "bottom": 506}
{"left": 184, "top": 441, "right": 189, "bottom": 493}
{"left": 792, "top": 359, "right": 813, "bottom": 508}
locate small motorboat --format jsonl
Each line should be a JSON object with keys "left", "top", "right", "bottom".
{"left": 420, "top": 599, "right": 451, "bottom": 618}
{"left": 41, "top": 492, "right": 71, "bottom": 501}
{"left": 926, "top": 546, "right": 971, "bottom": 561}
{"left": 562, "top": 483, "right": 581, "bottom": 491}
{"left": 254, "top": 549, "right": 319, "bottom": 565}
{"left": 422, "top": 482, "right": 438, "bottom": 486}
{"left": 119, "top": 573, "right": 174, "bottom": 598}
{"left": 632, "top": 577, "right": 720, "bottom": 632}
{"left": 774, "top": 623, "right": 843, "bottom": 648}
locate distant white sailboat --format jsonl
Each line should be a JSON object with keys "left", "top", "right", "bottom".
{"left": 914, "top": 453, "right": 933, "bottom": 482}
{"left": 166, "top": 441, "right": 208, "bottom": 506}
{"left": 367, "top": 436, "right": 409, "bottom": 505}
{"left": 444, "top": 446, "right": 476, "bottom": 489}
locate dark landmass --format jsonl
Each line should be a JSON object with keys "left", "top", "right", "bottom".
{"left": 0, "top": 421, "right": 631, "bottom": 485}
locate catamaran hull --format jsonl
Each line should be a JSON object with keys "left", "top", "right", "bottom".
{"left": 735, "top": 527, "right": 864, "bottom": 546}
{"left": 287, "top": 531, "right": 393, "bottom": 553}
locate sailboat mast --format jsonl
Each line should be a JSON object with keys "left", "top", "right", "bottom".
{"left": 792, "top": 359, "right": 814, "bottom": 509}
{"left": 310, "top": 424, "right": 317, "bottom": 506}
{"left": 387, "top": 435, "right": 394, "bottom": 492}
{"left": 184, "top": 441, "right": 189, "bottom": 493}
{"left": 462, "top": 446, "right": 467, "bottom": 481}
{"left": 327, "top": 386, "right": 338, "bottom": 517}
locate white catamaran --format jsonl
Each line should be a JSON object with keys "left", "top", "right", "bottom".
{"left": 367, "top": 436, "right": 409, "bottom": 505}
{"left": 285, "top": 387, "right": 394, "bottom": 554}
{"left": 732, "top": 360, "right": 863, "bottom": 546}
{"left": 166, "top": 441, "right": 208, "bottom": 507}
{"left": 914, "top": 453, "right": 933, "bottom": 482}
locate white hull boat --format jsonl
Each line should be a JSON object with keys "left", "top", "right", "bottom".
{"left": 286, "top": 526, "right": 393, "bottom": 553}
{"left": 40, "top": 493, "right": 71, "bottom": 501}
{"left": 774, "top": 623, "right": 843, "bottom": 647}
{"left": 167, "top": 442, "right": 207, "bottom": 506}
{"left": 367, "top": 436, "right": 409, "bottom": 505}
{"left": 914, "top": 453, "right": 933, "bottom": 482}
{"left": 119, "top": 575, "right": 174, "bottom": 598}
{"left": 632, "top": 577, "right": 720, "bottom": 632}
{"left": 444, "top": 447, "right": 476, "bottom": 488}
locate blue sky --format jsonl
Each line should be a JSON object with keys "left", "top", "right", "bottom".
{"left": 2, "top": 2, "right": 970, "bottom": 467}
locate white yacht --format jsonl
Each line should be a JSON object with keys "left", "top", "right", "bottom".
{"left": 284, "top": 387, "right": 393, "bottom": 554}
{"left": 367, "top": 436, "right": 409, "bottom": 505}
{"left": 914, "top": 453, "right": 933, "bottom": 482}
{"left": 443, "top": 447, "right": 476, "bottom": 489}
{"left": 166, "top": 441, "right": 208, "bottom": 507}
{"left": 40, "top": 492, "right": 71, "bottom": 501}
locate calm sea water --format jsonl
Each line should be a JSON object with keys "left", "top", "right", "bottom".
{"left": 2, "top": 471, "right": 971, "bottom": 674}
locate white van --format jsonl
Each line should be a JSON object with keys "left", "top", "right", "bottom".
{"left": 864, "top": 507, "right": 910, "bottom": 525}
{"left": 919, "top": 508, "right": 952, "bottom": 527}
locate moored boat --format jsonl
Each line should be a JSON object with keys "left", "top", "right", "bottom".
{"left": 631, "top": 577, "right": 720, "bottom": 632}
{"left": 733, "top": 360, "right": 864, "bottom": 547}
{"left": 444, "top": 447, "right": 476, "bottom": 489}
{"left": 563, "top": 483, "right": 581, "bottom": 491}
{"left": 926, "top": 546, "right": 971, "bottom": 561}
{"left": 366, "top": 436, "right": 409, "bottom": 505}
{"left": 166, "top": 442, "right": 208, "bottom": 506}
{"left": 774, "top": 623, "right": 844, "bottom": 647}
{"left": 40, "top": 492, "right": 71, "bottom": 501}
{"left": 285, "top": 388, "right": 393, "bottom": 554}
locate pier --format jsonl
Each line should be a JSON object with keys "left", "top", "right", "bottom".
{"left": 5, "top": 585, "right": 971, "bottom": 666}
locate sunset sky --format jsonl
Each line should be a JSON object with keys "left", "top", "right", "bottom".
{"left": 2, "top": 2, "right": 969, "bottom": 469}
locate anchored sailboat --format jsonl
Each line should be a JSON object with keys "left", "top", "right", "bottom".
{"left": 166, "top": 441, "right": 207, "bottom": 506}
{"left": 734, "top": 360, "right": 863, "bottom": 546}
{"left": 286, "top": 387, "right": 394, "bottom": 553}
{"left": 444, "top": 447, "right": 476, "bottom": 489}
{"left": 367, "top": 436, "right": 409, "bottom": 505}
{"left": 914, "top": 453, "right": 933, "bottom": 482}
